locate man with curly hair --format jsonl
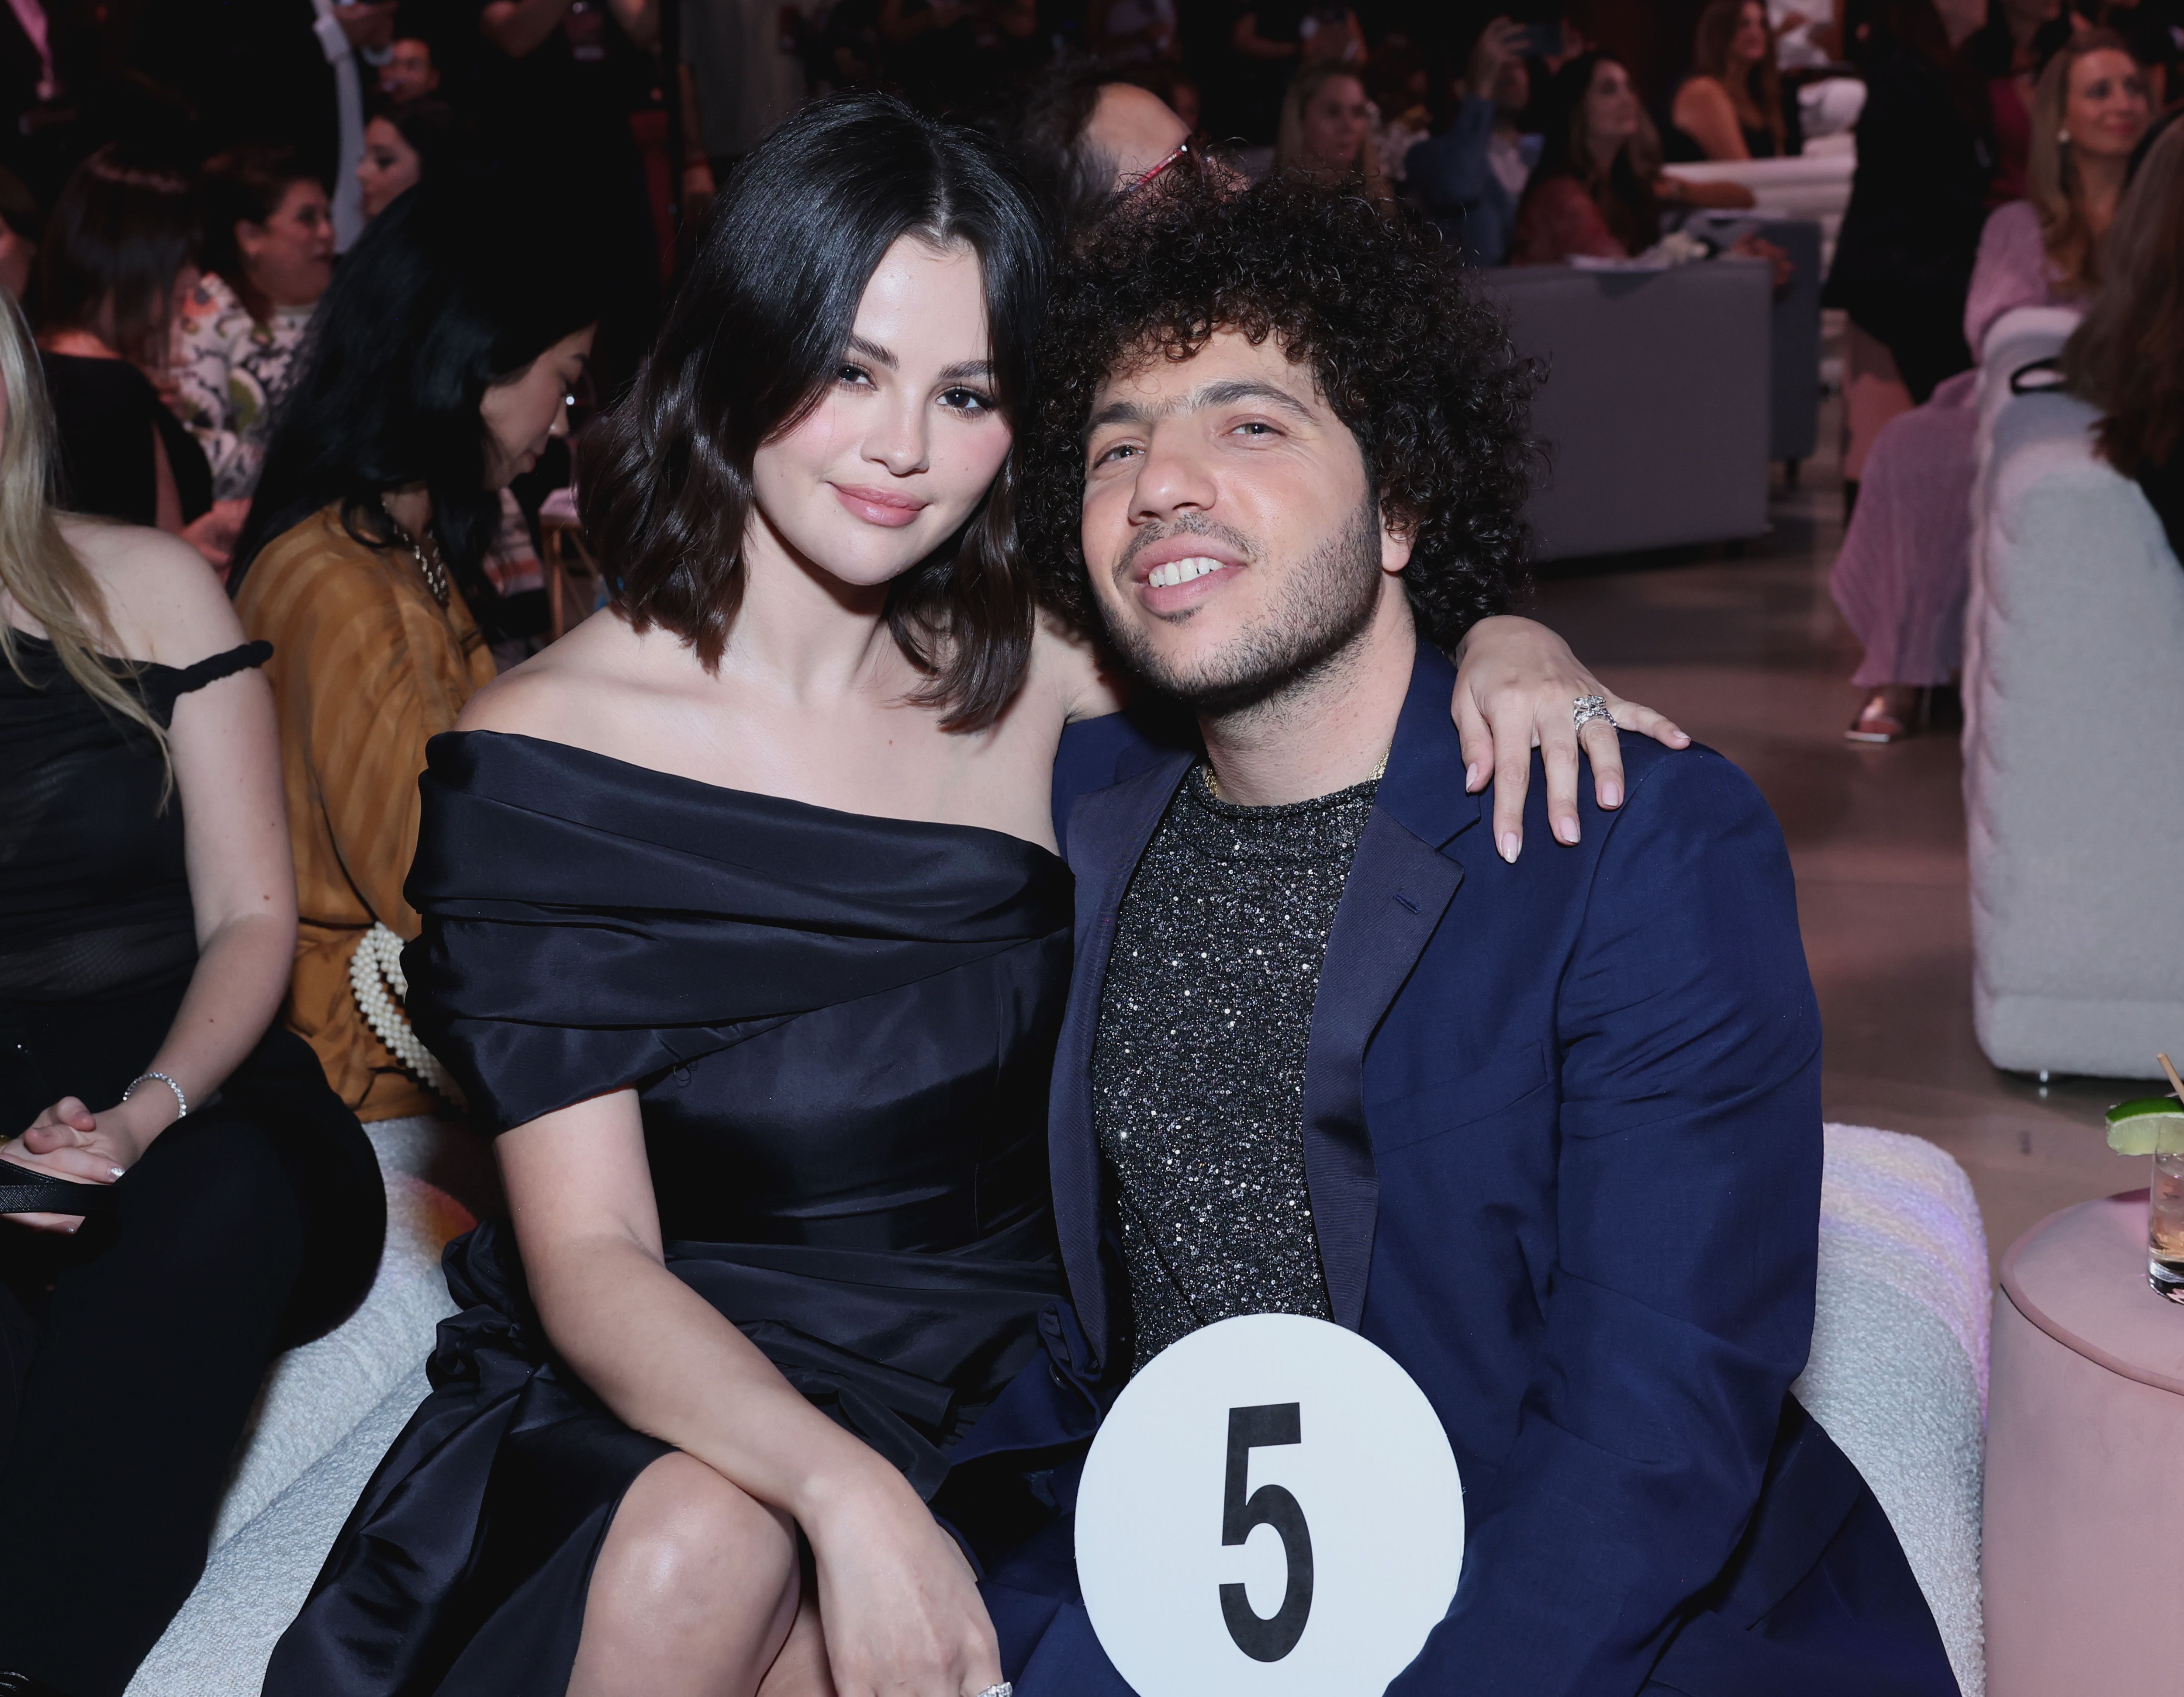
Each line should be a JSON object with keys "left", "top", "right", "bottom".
{"left": 999, "top": 180, "right": 1959, "bottom": 1696}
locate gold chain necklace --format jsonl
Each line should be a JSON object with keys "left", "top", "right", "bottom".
{"left": 378, "top": 500, "right": 450, "bottom": 608}
{"left": 1203, "top": 745, "right": 1390, "bottom": 803}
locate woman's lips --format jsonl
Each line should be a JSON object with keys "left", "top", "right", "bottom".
{"left": 832, "top": 483, "right": 928, "bottom": 529}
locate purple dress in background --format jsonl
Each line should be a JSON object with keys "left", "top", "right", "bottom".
{"left": 1830, "top": 201, "right": 2072, "bottom": 690}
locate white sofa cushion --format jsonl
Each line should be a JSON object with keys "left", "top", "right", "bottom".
{"left": 1795, "top": 1123, "right": 1990, "bottom": 1697}
{"left": 1964, "top": 380, "right": 2184, "bottom": 1078}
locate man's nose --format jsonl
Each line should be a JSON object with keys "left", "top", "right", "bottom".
{"left": 1129, "top": 426, "right": 1217, "bottom": 523}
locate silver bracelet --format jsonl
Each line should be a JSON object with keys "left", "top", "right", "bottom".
{"left": 121, "top": 1071, "right": 188, "bottom": 1119}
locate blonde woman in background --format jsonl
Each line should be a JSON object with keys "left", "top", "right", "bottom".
{"left": 1276, "top": 62, "right": 1393, "bottom": 206}
{"left": 1832, "top": 28, "right": 2151, "bottom": 741}
{"left": 0, "top": 290, "right": 379, "bottom": 1697}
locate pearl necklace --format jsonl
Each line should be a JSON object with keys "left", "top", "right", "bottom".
{"left": 378, "top": 500, "right": 451, "bottom": 607}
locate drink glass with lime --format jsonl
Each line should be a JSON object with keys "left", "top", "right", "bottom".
{"left": 2107, "top": 1098, "right": 2184, "bottom": 1302}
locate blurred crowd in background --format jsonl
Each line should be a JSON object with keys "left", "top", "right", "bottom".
{"left": 0, "top": 0, "right": 2177, "bottom": 676}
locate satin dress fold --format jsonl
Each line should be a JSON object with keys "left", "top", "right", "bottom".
{"left": 266, "top": 731, "right": 1104, "bottom": 1696}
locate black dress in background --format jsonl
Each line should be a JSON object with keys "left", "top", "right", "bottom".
{"left": 0, "top": 633, "right": 382, "bottom": 1697}
{"left": 1824, "top": 38, "right": 1993, "bottom": 403}
{"left": 268, "top": 730, "right": 1101, "bottom": 1695}
{"left": 37, "top": 350, "right": 213, "bottom": 527}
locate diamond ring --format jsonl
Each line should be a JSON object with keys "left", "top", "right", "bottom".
{"left": 1572, "top": 694, "right": 1616, "bottom": 731}
{"left": 974, "top": 1686, "right": 1013, "bottom": 1697}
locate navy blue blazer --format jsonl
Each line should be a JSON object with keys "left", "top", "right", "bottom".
{"left": 1039, "top": 642, "right": 1956, "bottom": 1697}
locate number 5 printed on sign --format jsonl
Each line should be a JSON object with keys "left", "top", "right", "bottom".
{"left": 1221, "top": 1403, "right": 1313, "bottom": 1661}
{"left": 1076, "top": 1314, "right": 1465, "bottom": 1697}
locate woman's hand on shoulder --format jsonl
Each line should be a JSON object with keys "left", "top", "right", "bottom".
{"left": 58, "top": 517, "right": 247, "bottom": 669}
{"left": 801, "top": 1459, "right": 1005, "bottom": 1697}
{"left": 1452, "top": 614, "right": 1689, "bottom": 862}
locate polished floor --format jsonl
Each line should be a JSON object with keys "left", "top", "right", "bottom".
{"left": 1531, "top": 402, "right": 2139, "bottom": 1278}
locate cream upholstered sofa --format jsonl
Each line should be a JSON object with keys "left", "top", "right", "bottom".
{"left": 1795, "top": 1124, "right": 1990, "bottom": 1697}
{"left": 1963, "top": 307, "right": 2184, "bottom": 1080}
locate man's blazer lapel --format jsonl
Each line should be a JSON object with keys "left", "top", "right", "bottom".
{"left": 1302, "top": 642, "right": 1481, "bottom": 1329}
{"left": 1051, "top": 752, "right": 1194, "bottom": 1373}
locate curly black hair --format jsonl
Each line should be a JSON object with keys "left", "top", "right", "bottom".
{"left": 1023, "top": 177, "right": 1537, "bottom": 653}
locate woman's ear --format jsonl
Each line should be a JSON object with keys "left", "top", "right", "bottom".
{"left": 235, "top": 219, "right": 267, "bottom": 263}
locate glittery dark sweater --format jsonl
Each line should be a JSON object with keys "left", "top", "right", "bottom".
{"left": 1091, "top": 765, "right": 1377, "bottom": 1368}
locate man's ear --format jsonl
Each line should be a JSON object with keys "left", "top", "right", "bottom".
{"left": 1380, "top": 505, "right": 1415, "bottom": 575}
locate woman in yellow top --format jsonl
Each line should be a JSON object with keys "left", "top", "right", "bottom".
{"left": 230, "top": 183, "right": 598, "bottom": 1131}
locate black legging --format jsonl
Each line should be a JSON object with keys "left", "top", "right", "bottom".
{"left": 0, "top": 1113, "right": 305, "bottom": 1696}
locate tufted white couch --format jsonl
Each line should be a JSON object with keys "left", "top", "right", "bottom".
{"left": 1963, "top": 308, "right": 2184, "bottom": 1081}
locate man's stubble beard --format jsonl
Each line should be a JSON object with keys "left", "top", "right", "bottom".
{"left": 1101, "top": 495, "right": 1388, "bottom": 725}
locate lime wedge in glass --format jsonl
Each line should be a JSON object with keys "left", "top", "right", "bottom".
{"left": 2106, "top": 1097, "right": 2184, "bottom": 1155}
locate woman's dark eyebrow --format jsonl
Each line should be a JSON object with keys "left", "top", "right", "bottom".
{"left": 844, "top": 337, "right": 989, "bottom": 384}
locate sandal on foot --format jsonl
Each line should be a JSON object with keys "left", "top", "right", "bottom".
{"left": 1845, "top": 690, "right": 1925, "bottom": 744}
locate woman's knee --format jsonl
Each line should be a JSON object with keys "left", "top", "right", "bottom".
{"left": 588, "top": 1453, "right": 799, "bottom": 1648}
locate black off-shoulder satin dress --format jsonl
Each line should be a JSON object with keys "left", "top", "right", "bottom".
{"left": 267, "top": 731, "right": 1104, "bottom": 1696}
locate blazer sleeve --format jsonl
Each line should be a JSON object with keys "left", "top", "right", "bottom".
{"left": 1393, "top": 746, "right": 1824, "bottom": 1697}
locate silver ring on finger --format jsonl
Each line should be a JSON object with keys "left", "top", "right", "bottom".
{"left": 1572, "top": 694, "right": 1616, "bottom": 731}
{"left": 973, "top": 1686, "right": 1013, "bottom": 1697}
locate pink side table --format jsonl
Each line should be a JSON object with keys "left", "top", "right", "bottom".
{"left": 1984, "top": 1191, "right": 2184, "bottom": 1696}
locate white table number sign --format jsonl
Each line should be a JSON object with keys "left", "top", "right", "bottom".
{"left": 1075, "top": 1313, "right": 1465, "bottom": 1697}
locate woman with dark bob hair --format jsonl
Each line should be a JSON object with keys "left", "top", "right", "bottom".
{"left": 269, "top": 92, "right": 1679, "bottom": 1696}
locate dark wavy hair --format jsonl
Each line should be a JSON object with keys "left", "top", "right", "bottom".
{"left": 229, "top": 177, "right": 603, "bottom": 634}
{"left": 1519, "top": 52, "right": 1662, "bottom": 258}
{"left": 577, "top": 92, "right": 1049, "bottom": 730}
{"left": 1023, "top": 177, "right": 1535, "bottom": 653}
{"left": 2067, "top": 114, "right": 2184, "bottom": 479}
{"left": 35, "top": 144, "right": 198, "bottom": 370}
{"left": 368, "top": 95, "right": 463, "bottom": 186}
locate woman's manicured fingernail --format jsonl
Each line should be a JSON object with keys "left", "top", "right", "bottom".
{"left": 108, "top": 1167, "right": 125, "bottom": 1180}
{"left": 1464, "top": 763, "right": 1480, "bottom": 792}
{"left": 1556, "top": 815, "right": 1579, "bottom": 844}
{"left": 1599, "top": 780, "right": 1622, "bottom": 807}
{"left": 1499, "top": 831, "right": 1521, "bottom": 864}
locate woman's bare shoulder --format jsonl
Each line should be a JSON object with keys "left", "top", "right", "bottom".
{"left": 1673, "top": 74, "right": 1736, "bottom": 124}
{"left": 458, "top": 607, "right": 685, "bottom": 742}
{"left": 58, "top": 517, "right": 245, "bottom": 668}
